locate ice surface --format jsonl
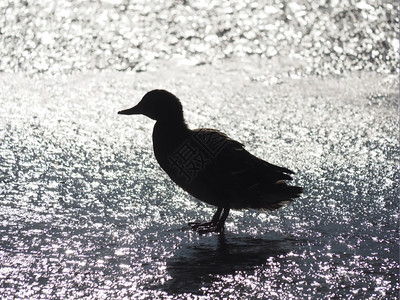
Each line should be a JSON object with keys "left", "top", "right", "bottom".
{"left": 0, "top": 65, "right": 398, "bottom": 298}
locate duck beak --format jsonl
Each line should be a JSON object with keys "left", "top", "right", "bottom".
{"left": 118, "top": 104, "right": 141, "bottom": 115}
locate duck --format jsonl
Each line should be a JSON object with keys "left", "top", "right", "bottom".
{"left": 118, "top": 89, "right": 303, "bottom": 233}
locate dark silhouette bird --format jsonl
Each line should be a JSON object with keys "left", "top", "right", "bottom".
{"left": 118, "top": 90, "right": 302, "bottom": 233}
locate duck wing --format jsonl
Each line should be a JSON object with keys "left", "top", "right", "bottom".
{"left": 191, "top": 129, "right": 302, "bottom": 210}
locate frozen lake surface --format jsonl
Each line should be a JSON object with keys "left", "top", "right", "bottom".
{"left": 0, "top": 64, "right": 398, "bottom": 298}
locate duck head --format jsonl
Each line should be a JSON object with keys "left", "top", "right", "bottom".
{"left": 118, "top": 89, "right": 184, "bottom": 122}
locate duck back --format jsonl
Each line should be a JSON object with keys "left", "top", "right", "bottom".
{"left": 152, "top": 124, "right": 302, "bottom": 209}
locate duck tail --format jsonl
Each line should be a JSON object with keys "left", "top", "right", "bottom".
{"left": 258, "top": 180, "right": 303, "bottom": 210}
{"left": 276, "top": 180, "right": 303, "bottom": 197}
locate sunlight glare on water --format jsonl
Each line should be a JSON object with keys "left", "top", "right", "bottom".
{"left": 0, "top": 0, "right": 399, "bottom": 298}
{"left": 0, "top": 70, "right": 398, "bottom": 298}
{"left": 0, "top": 0, "right": 397, "bottom": 75}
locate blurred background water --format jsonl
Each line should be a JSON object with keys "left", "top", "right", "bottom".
{"left": 0, "top": 0, "right": 399, "bottom": 299}
{"left": 0, "top": 0, "right": 398, "bottom": 75}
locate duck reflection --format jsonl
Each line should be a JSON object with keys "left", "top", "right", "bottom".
{"left": 162, "top": 233, "right": 295, "bottom": 294}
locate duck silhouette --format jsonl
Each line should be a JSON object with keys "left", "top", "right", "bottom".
{"left": 118, "top": 90, "right": 303, "bottom": 233}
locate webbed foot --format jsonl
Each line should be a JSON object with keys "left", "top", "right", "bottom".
{"left": 188, "top": 206, "right": 229, "bottom": 234}
{"left": 188, "top": 221, "right": 224, "bottom": 233}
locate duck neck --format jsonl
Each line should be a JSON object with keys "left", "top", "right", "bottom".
{"left": 155, "top": 117, "right": 188, "bottom": 132}
{"left": 152, "top": 118, "right": 190, "bottom": 156}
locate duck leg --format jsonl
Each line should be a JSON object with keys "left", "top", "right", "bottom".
{"left": 215, "top": 207, "right": 230, "bottom": 232}
{"left": 188, "top": 207, "right": 222, "bottom": 230}
{"left": 189, "top": 206, "right": 230, "bottom": 233}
